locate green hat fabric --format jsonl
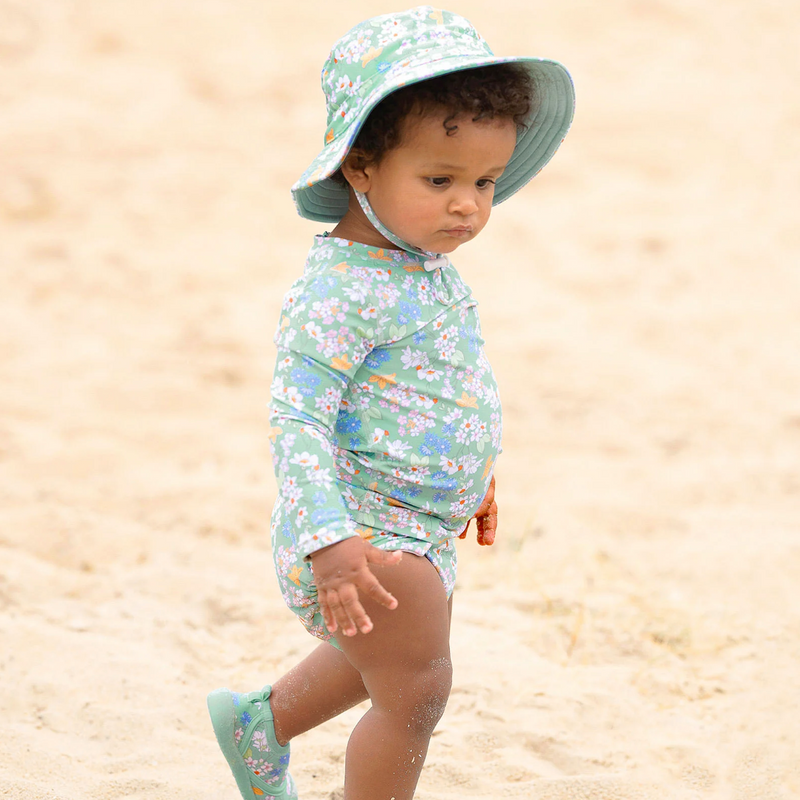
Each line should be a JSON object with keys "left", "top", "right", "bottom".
{"left": 292, "top": 6, "right": 575, "bottom": 223}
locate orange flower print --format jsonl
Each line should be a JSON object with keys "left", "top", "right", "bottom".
{"left": 369, "top": 373, "right": 397, "bottom": 389}
{"left": 455, "top": 392, "right": 478, "bottom": 409}
{"left": 330, "top": 354, "right": 353, "bottom": 371}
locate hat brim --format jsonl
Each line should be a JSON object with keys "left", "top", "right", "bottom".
{"left": 292, "top": 55, "right": 575, "bottom": 223}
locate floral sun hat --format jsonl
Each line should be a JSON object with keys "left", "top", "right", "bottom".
{"left": 292, "top": 6, "right": 575, "bottom": 223}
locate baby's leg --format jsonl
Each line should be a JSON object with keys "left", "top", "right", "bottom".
{"left": 269, "top": 642, "right": 369, "bottom": 745}
{"left": 337, "top": 552, "right": 452, "bottom": 800}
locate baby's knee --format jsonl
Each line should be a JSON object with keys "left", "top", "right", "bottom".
{"left": 405, "top": 657, "right": 453, "bottom": 735}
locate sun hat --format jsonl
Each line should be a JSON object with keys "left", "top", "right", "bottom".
{"left": 292, "top": 6, "right": 575, "bottom": 223}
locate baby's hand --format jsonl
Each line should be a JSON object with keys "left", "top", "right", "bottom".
{"left": 309, "top": 536, "right": 402, "bottom": 637}
{"left": 459, "top": 475, "right": 497, "bottom": 546}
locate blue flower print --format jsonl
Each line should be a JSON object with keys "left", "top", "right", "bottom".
{"left": 282, "top": 518, "right": 297, "bottom": 546}
{"left": 412, "top": 330, "right": 427, "bottom": 345}
{"left": 460, "top": 323, "right": 481, "bottom": 353}
{"left": 311, "top": 508, "right": 342, "bottom": 526}
{"left": 431, "top": 471, "right": 457, "bottom": 502}
{"left": 312, "top": 491, "right": 327, "bottom": 506}
{"left": 292, "top": 367, "right": 322, "bottom": 396}
{"left": 335, "top": 410, "right": 362, "bottom": 434}
{"left": 364, "top": 349, "right": 392, "bottom": 369}
{"left": 430, "top": 471, "right": 457, "bottom": 492}
{"left": 419, "top": 432, "right": 451, "bottom": 456}
{"left": 240, "top": 711, "right": 252, "bottom": 725}
{"left": 397, "top": 300, "right": 422, "bottom": 325}
{"left": 311, "top": 274, "right": 338, "bottom": 298}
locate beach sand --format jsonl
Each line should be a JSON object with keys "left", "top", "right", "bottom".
{"left": 1, "top": 1, "right": 799, "bottom": 797}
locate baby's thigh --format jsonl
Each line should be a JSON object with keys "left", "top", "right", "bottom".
{"left": 336, "top": 552, "right": 452, "bottom": 707}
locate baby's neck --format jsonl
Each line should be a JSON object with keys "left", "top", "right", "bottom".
{"left": 328, "top": 211, "right": 396, "bottom": 251}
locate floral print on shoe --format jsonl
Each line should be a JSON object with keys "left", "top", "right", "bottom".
{"left": 207, "top": 685, "right": 297, "bottom": 799}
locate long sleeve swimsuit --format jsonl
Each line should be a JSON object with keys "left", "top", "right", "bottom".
{"left": 268, "top": 234, "right": 502, "bottom": 642}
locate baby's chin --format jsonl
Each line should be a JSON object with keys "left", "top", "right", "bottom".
{"left": 407, "top": 231, "right": 477, "bottom": 255}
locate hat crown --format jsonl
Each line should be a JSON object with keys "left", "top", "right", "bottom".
{"left": 320, "top": 6, "right": 493, "bottom": 144}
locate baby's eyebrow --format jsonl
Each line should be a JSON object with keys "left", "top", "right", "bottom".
{"left": 423, "top": 162, "right": 508, "bottom": 173}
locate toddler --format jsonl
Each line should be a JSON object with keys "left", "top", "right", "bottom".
{"left": 207, "top": 7, "right": 574, "bottom": 799}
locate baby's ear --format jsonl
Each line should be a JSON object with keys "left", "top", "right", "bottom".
{"left": 340, "top": 149, "right": 373, "bottom": 191}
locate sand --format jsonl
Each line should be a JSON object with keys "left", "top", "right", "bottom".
{"left": 1, "top": 1, "right": 799, "bottom": 798}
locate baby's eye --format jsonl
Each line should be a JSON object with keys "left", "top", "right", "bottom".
{"left": 476, "top": 178, "right": 496, "bottom": 189}
{"left": 426, "top": 177, "right": 450, "bottom": 187}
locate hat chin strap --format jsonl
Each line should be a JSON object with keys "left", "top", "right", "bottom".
{"left": 354, "top": 190, "right": 450, "bottom": 273}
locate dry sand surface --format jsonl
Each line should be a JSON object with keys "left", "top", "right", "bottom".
{"left": 1, "top": 1, "right": 799, "bottom": 798}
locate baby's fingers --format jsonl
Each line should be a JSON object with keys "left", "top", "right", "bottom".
{"left": 321, "top": 588, "right": 361, "bottom": 637}
{"left": 364, "top": 543, "right": 403, "bottom": 569}
{"left": 318, "top": 589, "right": 339, "bottom": 634}
{"left": 476, "top": 500, "right": 498, "bottom": 546}
{"left": 337, "top": 585, "right": 374, "bottom": 635}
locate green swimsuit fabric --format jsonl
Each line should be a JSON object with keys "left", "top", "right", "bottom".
{"left": 268, "top": 235, "right": 501, "bottom": 641}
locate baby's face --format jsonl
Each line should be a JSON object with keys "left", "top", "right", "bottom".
{"left": 360, "top": 111, "right": 517, "bottom": 253}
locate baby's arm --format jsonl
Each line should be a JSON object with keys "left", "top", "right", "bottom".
{"left": 459, "top": 475, "right": 497, "bottom": 545}
{"left": 270, "top": 270, "right": 400, "bottom": 634}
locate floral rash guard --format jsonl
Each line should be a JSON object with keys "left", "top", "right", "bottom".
{"left": 268, "top": 235, "right": 502, "bottom": 641}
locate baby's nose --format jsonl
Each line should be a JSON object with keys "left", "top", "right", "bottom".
{"left": 448, "top": 191, "right": 479, "bottom": 215}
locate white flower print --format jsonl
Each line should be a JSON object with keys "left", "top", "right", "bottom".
{"left": 435, "top": 325, "right": 459, "bottom": 359}
{"left": 335, "top": 73, "right": 353, "bottom": 94}
{"left": 443, "top": 408, "right": 463, "bottom": 424}
{"left": 285, "top": 386, "right": 304, "bottom": 409}
{"left": 419, "top": 367, "right": 442, "bottom": 383}
{"left": 439, "top": 455, "right": 462, "bottom": 475}
{"left": 371, "top": 427, "right": 388, "bottom": 445}
{"left": 413, "top": 392, "right": 436, "bottom": 409}
{"left": 315, "top": 395, "right": 337, "bottom": 415}
{"left": 460, "top": 453, "right": 481, "bottom": 475}
{"left": 343, "top": 281, "right": 369, "bottom": 303}
{"left": 271, "top": 375, "right": 286, "bottom": 398}
{"left": 347, "top": 75, "right": 363, "bottom": 96}
{"left": 302, "top": 321, "right": 323, "bottom": 341}
{"left": 279, "top": 432, "right": 296, "bottom": 455}
{"left": 339, "top": 457, "right": 359, "bottom": 475}
{"left": 308, "top": 466, "right": 333, "bottom": 489}
{"left": 386, "top": 439, "right": 411, "bottom": 459}
{"left": 281, "top": 476, "right": 303, "bottom": 505}
{"left": 401, "top": 347, "right": 429, "bottom": 370}
{"left": 290, "top": 452, "right": 319, "bottom": 469}
{"left": 456, "top": 414, "right": 481, "bottom": 444}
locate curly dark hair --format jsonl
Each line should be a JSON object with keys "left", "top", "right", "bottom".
{"left": 331, "top": 63, "right": 535, "bottom": 184}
